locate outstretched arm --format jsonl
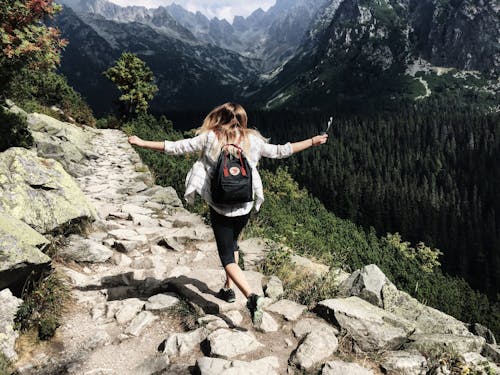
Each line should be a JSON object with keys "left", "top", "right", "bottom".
{"left": 128, "top": 136, "right": 164, "bottom": 151}
{"left": 128, "top": 133, "right": 207, "bottom": 155}
{"left": 291, "top": 134, "right": 328, "bottom": 154}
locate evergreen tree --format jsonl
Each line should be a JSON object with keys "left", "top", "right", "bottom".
{"left": 104, "top": 52, "right": 158, "bottom": 118}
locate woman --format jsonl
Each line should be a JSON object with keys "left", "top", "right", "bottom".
{"left": 128, "top": 102, "right": 328, "bottom": 325}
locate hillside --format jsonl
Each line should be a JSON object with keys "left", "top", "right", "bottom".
{"left": 1, "top": 105, "right": 499, "bottom": 374}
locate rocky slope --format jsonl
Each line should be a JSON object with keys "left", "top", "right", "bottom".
{"left": 1, "top": 106, "right": 499, "bottom": 374}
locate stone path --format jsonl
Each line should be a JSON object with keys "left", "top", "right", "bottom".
{"left": 13, "top": 129, "right": 378, "bottom": 375}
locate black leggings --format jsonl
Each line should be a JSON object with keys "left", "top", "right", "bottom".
{"left": 210, "top": 207, "right": 250, "bottom": 267}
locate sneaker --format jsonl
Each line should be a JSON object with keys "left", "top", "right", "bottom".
{"left": 217, "top": 288, "right": 236, "bottom": 303}
{"left": 246, "top": 294, "right": 265, "bottom": 325}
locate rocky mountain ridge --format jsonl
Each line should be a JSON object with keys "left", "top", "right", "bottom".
{"left": 51, "top": 6, "right": 260, "bottom": 114}
{"left": 1, "top": 104, "right": 499, "bottom": 374}
{"left": 252, "top": 0, "right": 499, "bottom": 108}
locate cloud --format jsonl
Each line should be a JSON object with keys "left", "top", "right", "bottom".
{"left": 108, "top": 0, "right": 276, "bottom": 22}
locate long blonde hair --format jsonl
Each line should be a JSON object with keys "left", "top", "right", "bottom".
{"left": 196, "top": 102, "right": 264, "bottom": 158}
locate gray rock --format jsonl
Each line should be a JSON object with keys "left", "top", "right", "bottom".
{"left": 110, "top": 253, "right": 132, "bottom": 267}
{"left": 258, "top": 312, "right": 279, "bottom": 333}
{"left": 339, "top": 264, "right": 387, "bottom": 307}
{"left": 120, "top": 204, "right": 154, "bottom": 216}
{"left": 322, "top": 360, "right": 374, "bottom": 375}
{"left": 0, "top": 147, "right": 97, "bottom": 234}
{"left": 266, "top": 299, "right": 307, "bottom": 321}
{"left": 291, "top": 330, "right": 339, "bottom": 370}
{"left": 130, "top": 256, "right": 154, "bottom": 269}
{"left": 316, "top": 297, "right": 414, "bottom": 351}
{"left": 264, "top": 276, "right": 283, "bottom": 299}
{"left": 112, "top": 239, "right": 145, "bottom": 253}
{"left": 130, "top": 213, "right": 158, "bottom": 227}
{"left": 293, "top": 318, "right": 339, "bottom": 339}
{"left": 114, "top": 298, "right": 145, "bottom": 324}
{"left": 380, "top": 350, "right": 427, "bottom": 375}
{"left": 198, "top": 315, "right": 229, "bottom": 331}
{"left": 0, "top": 289, "right": 23, "bottom": 361}
{"left": 27, "top": 112, "right": 95, "bottom": 176}
{"left": 145, "top": 294, "right": 180, "bottom": 311}
{"left": 133, "top": 354, "right": 170, "bottom": 375}
{"left": 195, "top": 356, "right": 280, "bottom": 375}
{"left": 483, "top": 343, "right": 500, "bottom": 363}
{"left": 405, "top": 334, "right": 485, "bottom": 356}
{"left": 142, "top": 186, "right": 182, "bottom": 207}
{"left": 382, "top": 282, "right": 471, "bottom": 335}
{"left": 161, "top": 327, "right": 209, "bottom": 356}
{"left": 239, "top": 237, "right": 273, "bottom": 270}
{"left": 60, "top": 267, "right": 92, "bottom": 288}
{"left": 108, "top": 229, "right": 139, "bottom": 241}
{"left": 206, "top": 329, "right": 264, "bottom": 359}
{"left": 0, "top": 213, "right": 51, "bottom": 292}
{"left": 223, "top": 310, "right": 243, "bottom": 326}
{"left": 60, "top": 235, "right": 113, "bottom": 263}
{"left": 125, "top": 311, "right": 157, "bottom": 336}
{"left": 117, "top": 181, "right": 149, "bottom": 195}
{"left": 470, "top": 323, "right": 496, "bottom": 345}
{"left": 106, "top": 212, "right": 129, "bottom": 220}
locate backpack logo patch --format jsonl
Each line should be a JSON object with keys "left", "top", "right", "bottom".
{"left": 229, "top": 167, "right": 240, "bottom": 176}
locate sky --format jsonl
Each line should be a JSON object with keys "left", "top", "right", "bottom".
{"left": 108, "top": 0, "right": 276, "bottom": 22}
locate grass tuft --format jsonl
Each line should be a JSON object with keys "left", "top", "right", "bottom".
{"left": 15, "top": 272, "right": 70, "bottom": 340}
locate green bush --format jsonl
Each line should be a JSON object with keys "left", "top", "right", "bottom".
{"left": 5, "top": 69, "right": 95, "bottom": 126}
{"left": 15, "top": 272, "right": 69, "bottom": 340}
{"left": 0, "top": 351, "right": 11, "bottom": 375}
{"left": 0, "top": 106, "right": 33, "bottom": 152}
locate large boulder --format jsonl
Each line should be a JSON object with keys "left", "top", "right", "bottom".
{"left": 381, "top": 282, "right": 471, "bottom": 335}
{"left": 339, "top": 264, "right": 388, "bottom": 307}
{"left": 0, "top": 148, "right": 96, "bottom": 234}
{"left": 0, "top": 289, "right": 23, "bottom": 361}
{"left": 316, "top": 297, "right": 414, "bottom": 351}
{"left": 290, "top": 329, "right": 339, "bottom": 370}
{"left": 27, "top": 113, "right": 97, "bottom": 176}
{"left": 0, "top": 213, "right": 51, "bottom": 292}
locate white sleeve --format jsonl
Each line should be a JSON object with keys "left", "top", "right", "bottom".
{"left": 258, "top": 137, "right": 293, "bottom": 159}
{"left": 164, "top": 133, "right": 207, "bottom": 155}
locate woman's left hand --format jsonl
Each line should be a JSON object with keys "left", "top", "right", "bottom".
{"left": 312, "top": 134, "right": 328, "bottom": 146}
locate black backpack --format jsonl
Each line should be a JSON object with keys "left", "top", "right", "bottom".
{"left": 211, "top": 144, "right": 253, "bottom": 204}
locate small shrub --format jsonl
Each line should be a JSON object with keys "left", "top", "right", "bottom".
{"left": 0, "top": 106, "right": 33, "bottom": 152}
{"left": 0, "top": 351, "right": 11, "bottom": 375}
{"left": 15, "top": 272, "right": 69, "bottom": 340}
{"left": 168, "top": 300, "right": 202, "bottom": 331}
{"left": 259, "top": 243, "right": 340, "bottom": 307}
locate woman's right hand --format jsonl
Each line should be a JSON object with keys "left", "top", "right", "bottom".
{"left": 128, "top": 135, "right": 144, "bottom": 147}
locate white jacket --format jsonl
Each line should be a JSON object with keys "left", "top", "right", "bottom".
{"left": 163, "top": 130, "right": 293, "bottom": 217}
